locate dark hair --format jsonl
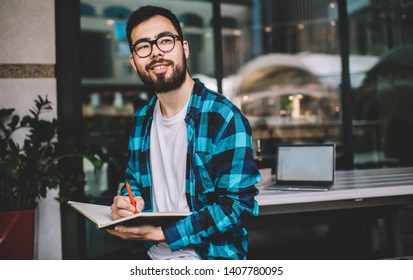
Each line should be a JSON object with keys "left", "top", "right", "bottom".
{"left": 126, "top": 6, "right": 183, "bottom": 53}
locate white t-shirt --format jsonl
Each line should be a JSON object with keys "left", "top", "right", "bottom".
{"left": 148, "top": 99, "right": 199, "bottom": 260}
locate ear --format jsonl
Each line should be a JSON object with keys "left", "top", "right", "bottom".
{"left": 183, "top": 40, "right": 189, "bottom": 60}
{"left": 129, "top": 54, "right": 138, "bottom": 72}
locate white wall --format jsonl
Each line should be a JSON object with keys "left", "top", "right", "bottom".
{"left": 0, "top": 0, "right": 61, "bottom": 259}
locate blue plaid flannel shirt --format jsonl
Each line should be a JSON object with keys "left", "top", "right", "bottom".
{"left": 121, "top": 79, "right": 260, "bottom": 259}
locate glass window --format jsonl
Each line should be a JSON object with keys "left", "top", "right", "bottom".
{"left": 349, "top": 0, "right": 413, "bottom": 168}
{"left": 219, "top": 0, "right": 342, "bottom": 171}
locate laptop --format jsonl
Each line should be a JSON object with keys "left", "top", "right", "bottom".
{"left": 264, "top": 143, "right": 335, "bottom": 191}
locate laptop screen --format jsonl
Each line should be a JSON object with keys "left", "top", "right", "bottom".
{"left": 276, "top": 144, "right": 335, "bottom": 184}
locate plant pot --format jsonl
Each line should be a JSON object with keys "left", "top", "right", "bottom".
{"left": 0, "top": 209, "right": 35, "bottom": 260}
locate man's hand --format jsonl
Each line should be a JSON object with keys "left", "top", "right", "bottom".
{"left": 106, "top": 224, "right": 166, "bottom": 242}
{"left": 108, "top": 195, "right": 165, "bottom": 242}
{"left": 110, "top": 195, "right": 144, "bottom": 220}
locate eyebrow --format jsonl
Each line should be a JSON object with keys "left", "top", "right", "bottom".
{"left": 132, "top": 31, "right": 176, "bottom": 46}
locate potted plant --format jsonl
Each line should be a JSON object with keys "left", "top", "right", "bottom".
{"left": 0, "top": 95, "right": 103, "bottom": 259}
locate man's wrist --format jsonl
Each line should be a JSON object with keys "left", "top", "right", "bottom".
{"left": 152, "top": 226, "right": 166, "bottom": 242}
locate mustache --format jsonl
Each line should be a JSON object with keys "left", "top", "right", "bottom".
{"left": 146, "top": 58, "right": 173, "bottom": 70}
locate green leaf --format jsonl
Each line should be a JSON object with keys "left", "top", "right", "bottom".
{"left": 1, "top": 95, "right": 108, "bottom": 210}
{"left": 0, "top": 108, "right": 14, "bottom": 119}
{"left": 8, "top": 115, "right": 20, "bottom": 130}
{"left": 20, "top": 116, "right": 32, "bottom": 126}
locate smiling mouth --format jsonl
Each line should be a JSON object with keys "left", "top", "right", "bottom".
{"left": 147, "top": 59, "right": 172, "bottom": 71}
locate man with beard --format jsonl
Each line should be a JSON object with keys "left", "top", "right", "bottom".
{"left": 107, "top": 5, "right": 260, "bottom": 260}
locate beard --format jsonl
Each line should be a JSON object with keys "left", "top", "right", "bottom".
{"left": 136, "top": 56, "right": 187, "bottom": 94}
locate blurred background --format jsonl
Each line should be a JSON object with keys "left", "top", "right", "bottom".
{"left": 2, "top": 0, "right": 412, "bottom": 261}
{"left": 72, "top": 0, "right": 413, "bottom": 259}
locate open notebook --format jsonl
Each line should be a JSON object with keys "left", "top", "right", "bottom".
{"left": 264, "top": 143, "right": 335, "bottom": 191}
{"left": 67, "top": 201, "right": 191, "bottom": 229}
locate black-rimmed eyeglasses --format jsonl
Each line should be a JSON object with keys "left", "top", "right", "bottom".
{"left": 131, "top": 34, "right": 182, "bottom": 58}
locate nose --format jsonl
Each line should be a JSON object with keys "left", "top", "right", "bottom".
{"left": 150, "top": 43, "right": 164, "bottom": 58}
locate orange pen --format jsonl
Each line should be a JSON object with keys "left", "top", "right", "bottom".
{"left": 125, "top": 182, "right": 138, "bottom": 214}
